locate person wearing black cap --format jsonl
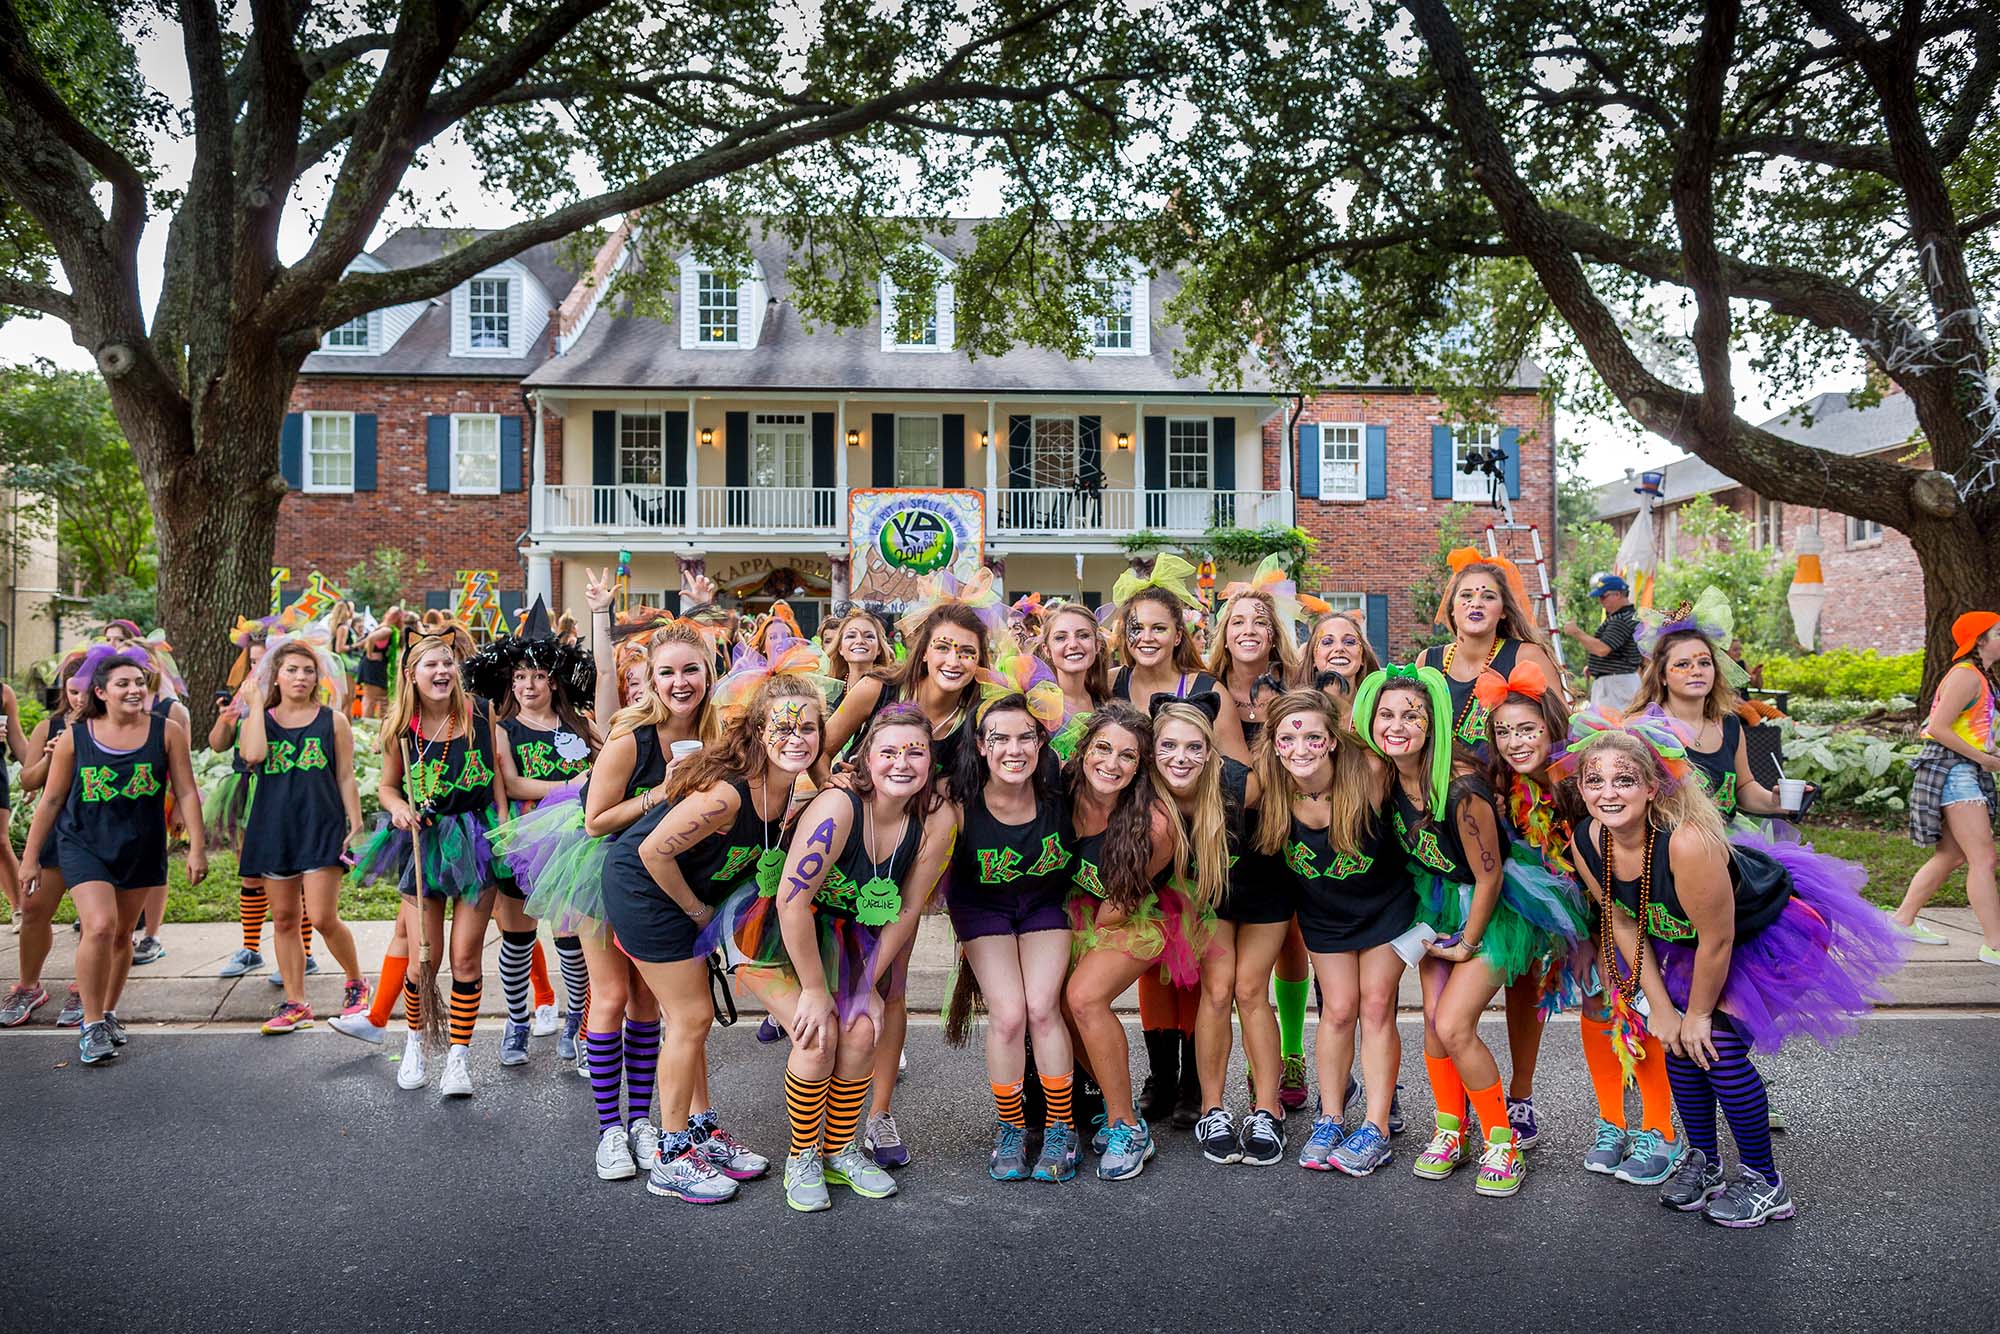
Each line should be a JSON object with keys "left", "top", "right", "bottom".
{"left": 1562, "top": 574, "right": 1642, "bottom": 711}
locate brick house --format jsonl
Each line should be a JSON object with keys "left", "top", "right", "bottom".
{"left": 282, "top": 222, "right": 1559, "bottom": 661}
{"left": 1592, "top": 386, "right": 1925, "bottom": 652}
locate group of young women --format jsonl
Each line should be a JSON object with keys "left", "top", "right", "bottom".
{"left": 1, "top": 554, "right": 1957, "bottom": 1230}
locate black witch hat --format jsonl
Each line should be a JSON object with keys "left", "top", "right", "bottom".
{"left": 464, "top": 597, "right": 596, "bottom": 707}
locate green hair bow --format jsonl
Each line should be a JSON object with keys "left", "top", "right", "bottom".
{"left": 1353, "top": 664, "right": 1455, "bottom": 821}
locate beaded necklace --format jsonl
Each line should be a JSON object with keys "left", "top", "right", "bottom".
{"left": 1597, "top": 825, "right": 1652, "bottom": 1005}
{"left": 1441, "top": 637, "right": 1504, "bottom": 736}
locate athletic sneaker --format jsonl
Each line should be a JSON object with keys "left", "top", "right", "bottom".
{"left": 989, "top": 1122, "right": 1031, "bottom": 1181}
{"left": 824, "top": 1142, "right": 899, "bottom": 1198}
{"left": 1659, "top": 1147, "right": 1725, "bottom": 1211}
{"left": 558, "top": 1011, "right": 584, "bottom": 1063}
{"left": 1506, "top": 1096, "right": 1540, "bottom": 1150}
{"left": 531, "top": 1003, "right": 559, "bottom": 1038}
{"left": 56, "top": 986, "right": 83, "bottom": 1028}
{"left": 102, "top": 1012, "right": 129, "bottom": 1046}
{"left": 1240, "top": 1109, "right": 1285, "bottom": 1167}
{"left": 498, "top": 1020, "right": 531, "bottom": 1067}
{"left": 78, "top": 1021, "right": 118, "bottom": 1064}
{"left": 1297, "top": 1114, "right": 1344, "bottom": 1171}
{"left": 594, "top": 1125, "right": 636, "bottom": 1180}
{"left": 1389, "top": 1084, "right": 1405, "bottom": 1136}
{"left": 756, "top": 1016, "right": 783, "bottom": 1043}
{"left": 440, "top": 1045, "right": 473, "bottom": 1098}
{"left": 1097, "top": 1119, "right": 1155, "bottom": 1181}
{"left": 1413, "top": 1114, "right": 1470, "bottom": 1181}
{"left": 329, "top": 1012, "right": 386, "bottom": 1044}
{"left": 1278, "top": 1054, "right": 1310, "bottom": 1111}
{"left": 1196, "top": 1106, "right": 1242, "bottom": 1164}
{"left": 1891, "top": 910, "right": 1948, "bottom": 944}
{"left": 864, "top": 1112, "right": 909, "bottom": 1168}
{"left": 1583, "top": 1119, "right": 1629, "bottom": 1175}
{"left": 1090, "top": 1113, "right": 1110, "bottom": 1155}
{"left": 395, "top": 1032, "right": 428, "bottom": 1089}
{"left": 1032, "top": 1122, "right": 1079, "bottom": 1182}
{"left": 785, "top": 1149, "right": 831, "bottom": 1212}
{"left": 1331, "top": 1123, "right": 1395, "bottom": 1176}
{"left": 648, "top": 1146, "right": 738, "bottom": 1204}
{"left": 1475, "top": 1127, "right": 1528, "bottom": 1197}
{"left": 131, "top": 936, "right": 165, "bottom": 966}
{"left": 1614, "top": 1129, "right": 1683, "bottom": 1185}
{"left": 630, "top": 1119, "right": 664, "bottom": 1171}
{"left": 217, "top": 947, "right": 264, "bottom": 978}
{"left": 1703, "top": 1166, "right": 1794, "bottom": 1228}
{"left": 262, "top": 1001, "right": 314, "bottom": 1035}
{"left": 340, "top": 979, "right": 370, "bottom": 1017}
{"left": 693, "top": 1126, "right": 769, "bottom": 1180}
{"left": 1765, "top": 1074, "right": 1786, "bottom": 1132}
{"left": 1979, "top": 945, "right": 2000, "bottom": 968}
{"left": 268, "top": 956, "right": 318, "bottom": 986}
{"left": 0, "top": 983, "right": 49, "bottom": 1027}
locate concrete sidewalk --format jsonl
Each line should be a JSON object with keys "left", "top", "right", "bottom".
{"left": 2, "top": 907, "right": 1994, "bottom": 1023}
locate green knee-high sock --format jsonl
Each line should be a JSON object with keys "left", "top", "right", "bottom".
{"left": 1274, "top": 976, "right": 1310, "bottom": 1061}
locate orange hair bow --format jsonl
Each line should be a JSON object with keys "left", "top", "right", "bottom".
{"left": 1472, "top": 661, "right": 1549, "bottom": 714}
{"left": 1435, "top": 548, "right": 1534, "bottom": 627}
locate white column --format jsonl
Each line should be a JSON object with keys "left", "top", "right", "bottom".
{"left": 1278, "top": 396, "right": 1294, "bottom": 524}
{"left": 527, "top": 552, "right": 553, "bottom": 607}
{"left": 984, "top": 399, "right": 998, "bottom": 535}
{"left": 836, "top": 398, "right": 849, "bottom": 494}
{"left": 529, "top": 392, "right": 546, "bottom": 533}
{"left": 685, "top": 393, "right": 699, "bottom": 536}
{"left": 1133, "top": 399, "right": 1146, "bottom": 522}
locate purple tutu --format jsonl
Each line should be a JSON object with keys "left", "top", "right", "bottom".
{"left": 1656, "top": 829, "right": 1907, "bottom": 1052}
{"left": 347, "top": 809, "right": 495, "bottom": 901}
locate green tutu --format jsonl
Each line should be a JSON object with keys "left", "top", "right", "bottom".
{"left": 1412, "top": 847, "right": 1588, "bottom": 984}
{"left": 202, "top": 769, "right": 257, "bottom": 853}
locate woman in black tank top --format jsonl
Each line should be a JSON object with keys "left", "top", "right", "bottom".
{"left": 1111, "top": 576, "right": 1250, "bottom": 764}
{"left": 0, "top": 655, "right": 86, "bottom": 1031}
{"left": 19, "top": 646, "right": 206, "bottom": 1063}
{"left": 1421, "top": 555, "right": 1562, "bottom": 750}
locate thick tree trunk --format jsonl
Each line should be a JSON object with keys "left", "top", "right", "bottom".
{"left": 1910, "top": 517, "right": 2000, "bottom": 709}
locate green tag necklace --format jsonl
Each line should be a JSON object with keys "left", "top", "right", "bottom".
{"left": 853, "top": 803, "right": 905, "bottom": 928}
{"left": 754, "top": 779, "right": 787, "bottom": 896}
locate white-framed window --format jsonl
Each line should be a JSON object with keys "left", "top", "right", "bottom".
{"left": 1452, "top": 424, "right": 1499, "bottom": 503}
{"left": 322, "top": 314, "right": 371, "bottom": 352}
{"left": 618, "top": 413, "right": 664, "bottom": 486}
{"left": 1750, "top": 495, "right": 1783, "bottom": 550}
{"left": 697, "top": 270, "right": 739, "bottom": 345}
{"left": 1031, "top": 416, "right": 1077, "bottom": 489}
{"left": 451, "top": 414, "right": 500, "bottom": 494}
{"left": 753, "top": 412, "right": 810, "bottom": 488}
{"left": 1092, "top": 278, "right": 1134, "bottom": 350}
{"left": 1847, "top": 514, "right": 1883, "bottom": 547}
{"left": 1320, "top": 592, "right": 1365, "bottom": 615}
{"left": 1167, "top": 417, "right": 1211, "bottom": 490}
{"left": 896, "top": 415, "right": 943, "bottom": 487}
{"left": 303, "top": 412, "right": 354, "bottom": 494}
{"left": 1318, "top": 422, "right": 1365, "bottom": 500}
{"left": 892, "top": 289, "right": 939, "bottom": 348}
{"left": 466, "top": 278, "right": 510, "bottom": 350}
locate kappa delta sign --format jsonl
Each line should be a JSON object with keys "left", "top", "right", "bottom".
{"left": 848, "top": 488, "right": 985, "bottom": 610}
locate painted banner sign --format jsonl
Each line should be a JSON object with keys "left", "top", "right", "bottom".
{"left": 455, "top": 569, "right": 509, "bottom": 640}
{"left": 848, "top": 488, "right": 986, "bottom": 611}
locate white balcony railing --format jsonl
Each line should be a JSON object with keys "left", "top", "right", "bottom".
{"left": 992, "top": 487, "right": 1289, "bottom": 536}
{"left": 695, "top": 485, "right": 841, "bottom": 532}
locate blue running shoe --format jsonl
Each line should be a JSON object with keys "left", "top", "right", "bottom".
{"left": 78, "top": 1021, "right": 118, "bottom": 1065}
{"left": 1298, "top": 1114, "right": 1344, "bottom": 1171}
{"left": 988, "top": 1122, "right": 1031, "bottom": 1181}
{"left": 218, "top": 948, "right": 263, "bottom": 978}
{"left": 1584, "top": 1119, "right": 1630, "bottom": 1175}
{"left": 557, "top": 1010, "right": 584, "bottom": 1063}
{"left": 499, "top": 1019, "right": 531, "bottom": 1067}
{"left": 1090, "top": 1112, "right": 1110, "bottom": 1156}
{"left": 1614, "top": 1128, "right": 1683, "bottom": 1186}
{"left": 1032, "top": 1123, "right": 1079, "bottom": 1182}
{"left": 1331, "top": 1123, "right": 1394, "bottom": 1176}
{"left": 269, "top": 956, "right": 319, "bottom": 987}
{"left": 102, "top": 1012, "right": 130, "bottom": 1046}
{"left": 1096, "top": 1119, "right": 1155, "bottom": 1181}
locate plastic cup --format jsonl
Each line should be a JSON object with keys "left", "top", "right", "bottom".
{"left": 1390, "top": 922, "right": 1438, "bottom": 967}
{"left": 1777, "top": 777, "right": 1807, "bottom": 812}
{"left": 670, "top": 740, "right": 703, "bottom": 762}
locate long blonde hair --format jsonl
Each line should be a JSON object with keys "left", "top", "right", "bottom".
{"left": 1253, "top": 689, "right": 1376, "bottom": 856}
{"left": 1577, "top": 730, "right": 1729, "bottom": 857}
{"left": 382, "top": 633, "right": 473, "bottom": 753}
{"left": 1630, "top": 628, "right": 1738, "bottom": 726}
{"left": 607, "top": 624, "right": 722, "bottom": 747}
{"left": 1206, "top": 588, "right": 1300, "bottom": 691}
{"left": 1042, "top": 603, "right": 1110, "bottom": 704}
{"left": 1153, "top": 701, "right": 1228, "bottom": 915}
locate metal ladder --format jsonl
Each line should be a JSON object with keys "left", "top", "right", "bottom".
{"left": 1483, "top": 517, "right": 1565, "bottom": 669}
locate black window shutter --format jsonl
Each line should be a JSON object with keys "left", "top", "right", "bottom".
{"left": 664, "top": 411, "right": 688, "bottom": 527}
{"left": 1008, "top": 415, "right": 1032, "bottom": 527}
{"left": 353, "top": 414, "right": 377, "bottom": 492}
{"left": 500, "top": 415, "right": 524, "bottom": 492}
{"left": 942, "top": 413, "right": 965, "bottom": 488}
{"left": 871, "top": 413, "right": 896, "bottom": 487}
{"left": 725, "top": 411, "right": 749, "bottom": 524}
{"left": 1143, "top": 415, "right": 1167, "bottom": 527}
{"left": 592, "top": 410, "right": 616, "bottom": 524}
{"left": 1366, "top": 593, "right": 1390, "bottom": 662}
{"left": 1211, "top": 416, "right": 1236, "bottom": 528}
{"left": 812, "top": 412, "right": 836, "bottom": 525}
{"left": 424, "top": 590, "right": 450, "bottom": 612}
{"left": 280, "top": 413, "right": 302, "bottom": 489}
{"left": 425, "top": 416, "right": 451, "bottom": 491}
{"left": 1079, "top": 415, "right": 1101, "bottom": 486}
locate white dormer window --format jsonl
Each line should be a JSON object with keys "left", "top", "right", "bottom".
{"left": 1092, "top": 279, "right": 1133, "bottom": 350}
{"left": 451, "top": 263, "right": 531, "bottom": 357}
{"left": 322, "top": 313, "right": 373, "bottom": 352}
{"left": 467, "top": 278, "right": 510, "bottom": 349}
{"left": 895, "top": 299, "right": 938, "bottom": 348}
{"left": 880, "top": 248, "right": 955, "bottom": 354}
{"left": 697, "top": 271, "right": 739, "bottom": 345}
{"left": 1082, "top": 265, "right": 1150, "bottom": 355}
{"left": 678, "top": 254, "right": 765, "bottom": 350}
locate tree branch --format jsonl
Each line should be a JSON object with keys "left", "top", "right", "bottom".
{"left": 0, "top": 274, "right": 76, "bottom": 321}
{"left": 1670, "top": 0, "right": 1741, "bottom": 438}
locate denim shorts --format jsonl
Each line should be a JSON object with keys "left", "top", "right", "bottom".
{"left": 1941, "top": 762, "right": 1989, "bottom": 807}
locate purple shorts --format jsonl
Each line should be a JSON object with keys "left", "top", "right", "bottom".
{"left": 947, "top": 885, "right": 1070, "bottom": 942}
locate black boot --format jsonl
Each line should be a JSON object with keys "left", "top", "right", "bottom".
{"left": 1172, "top": 1030, "right": 1202, "bottom": 1129}
{"left": 1138, "top": 1029, "right": 1179, "bottom": 1124}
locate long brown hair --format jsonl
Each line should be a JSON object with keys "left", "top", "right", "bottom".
{"left": 1253, "top": 690, "right": 1375, "bottom": 856}
{"left": 829, "top": 609, "right": 895, "bottom": 684}
{"left": 1042, "top": 603, "right": 1110, "bottom": 704}
{"left": 1442, "top": 562, "right": 1556, "bottom": 660}
{"left": 261, "top": 641, "right": 323, "bottom": 711}
{"left": 1631, "top": 628, "right": 1737, "bottom": 726}
{"left": 1062, "top": 702, "right": 1180, "bottom": 913}
{"left": 879, "top": 603, "right": 987, "bottom": 703}
{"left": 1114, "top": 585, "right": 1203, "bottom": 675}
{"left": 662, "top": 676, "right": 824, "bottom": 806}
{"left": 1206, "top": 588, "right": 1300, "bottom": 692}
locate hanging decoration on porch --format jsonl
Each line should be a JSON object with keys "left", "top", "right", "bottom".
{"left": 279, "top": 571, "right": 345, "bottom": 626}
{"left": 454, "top": 569, "right": 510, "bottom": 641}
{"left": 848, "top": 488, "right": 986, "bottom": 611}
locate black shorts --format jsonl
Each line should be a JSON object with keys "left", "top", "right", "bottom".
{"left": 1220, "top": 875, "right": 1297, "bottom": 926}
{"left": 601, "top": 880, "right": 705, "bottom": 965}
{"left": 946, "top": 884, "right": 1069, "bottom": 941}
{"left": 57, "top": 838, "right": 166, "bottom": 894}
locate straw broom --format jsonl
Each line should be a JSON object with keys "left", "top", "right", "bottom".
{"left": 409, "top": 818, "right": 449, "bottom": 1051}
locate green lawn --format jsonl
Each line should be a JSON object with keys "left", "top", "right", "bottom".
{"left": 1803, "top": 822, "right": 1963, "bottom": 909}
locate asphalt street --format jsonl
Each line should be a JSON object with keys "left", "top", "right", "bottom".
{"left": 4, "top": 1014, "right": 1996, "bottom": 1334}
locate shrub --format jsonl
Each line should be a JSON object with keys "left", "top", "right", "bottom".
{"left": 1785, "top": 696, "right": 1916, "bottom": 725}
{"left": 1761, "top": 649, "right": 1923, "bottom": 702}
{"left": 1774, "top": 720, "right": 1921, "bottom": 818}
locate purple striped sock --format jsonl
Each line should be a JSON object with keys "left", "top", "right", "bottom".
{"left": 1705, "top": 1029, "right": 1776, "bottom": 1181}
{"left": 624, "top": 1019, "right": 662, "bottom": 1127}
{"left": 585, "top": 1029, "right": 624, "bottom": 1131}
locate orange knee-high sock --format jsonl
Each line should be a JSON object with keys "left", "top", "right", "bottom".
{"left": 238, "top": 885, "right": 267, "bottom": 953}
{"left": 368, "top": 953, "right": 410, "bottom": 1028}
{"left": 992, "top": 1079, "right": 1027, "bottom": 1129}
{"left": 1137, "top": 973, "right": 1178, "bottom": 1030}
{"left": 1040, "top": 1070, "right": 1075, "bottom": 1128}
{"left": 1578, "top": 1019, "right": 1629, "bottom": 1126}
{"left": 529, "top": 939, "right": 555, "bottom": 1010}
{"left": 1466, "top": 1080, "right": 1510, "bottom": 1143}
{"left": 785, "top": 1070, "right": 832, "bottom": 1157}
{"left": 1633, "top": 1033, "right": 1676, "bottom": 1141}
{"left": 448, "top": 978, "right": 479, "bottom": 1047}
{"left": 822, "top": 1077, "right": 869, "bottom": 1151}
{"left": 1175, "top": 981, "right": 1199, "bottom": 1033}
{"left": 1424, "top": 1051, "right": 1467, "bottom": 1124}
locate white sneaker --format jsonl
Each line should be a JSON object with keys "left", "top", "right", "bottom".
{"left": 898, "top": 1048, "right": 908, "bottom": 1075}
{"left": 395, "top": 1032, "right": 428, "bottom": 1089}
{"left": 531, "top": 1002, "right": 559, "bottom": 1037}
{"left": 596, "top": 1125, "right": 637, "bottom": 1181}
{"left": 630, "top": 1118, "right": 664, "bottom": 1171}
{"left": 329, "top": 1012, "right": 386, "bottom": 1045}
{"left": 441, "top": 1045, "right": 474, "bottom": 1098}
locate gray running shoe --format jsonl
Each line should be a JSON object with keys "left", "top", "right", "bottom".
{"left": 56, "top": 986, "right": 84, "bottom": 1027}
{"left": 647, "top": 1147, "right": 739, "bottom": 1204}
{"left": 1196, "top": 1106, "right": 1242, "bottom": 1165}
{"left": 217, "top": 948, "right": 263, "bottom": 978}
{"left": 988, "top": 1121, "right": 1031, "bottom": 1181}
{"left": 1583, "top": 1119, "right": 1629, "bottom": 1176}
{"left": 557, "top": 1011, "right": 584, "bottom": 1063}
{"left": 1297, "top": 1113, "right": 1344, "bottom": 1171}
{"left": 785, "top": 1150, "right": 831, "bottom": 1212}
{"left": 1239, "top": 1109, "right": 1285, "bottom": 1167}
{"left": 499, "top": 1019, "right": 531, "bottom": 1067}
{"left": 824, "top": 1142, "right": 898, "bottom": 1198}
{"left": 1659, "top": 1147, "right": 1725, "bottom": 1212}
{"left": 1096, "top": 1119, "right": 1155, "bottom": 1181}
{"left": 629, "top": 1119, "right": 663, "bottom": 1172}
{"left": 0, "top": 983, "right": 49, "bottom": 1028}
{"left": 130, "top": 936, "right": 165, "bottom": 966}
{"left": 1614, "top": 1128, "right": 1683, "bottom": 1186}
{"left": 1702, "top": 1166, "right": 1795, "bottom": 1228}
{"left": 1090, "top": 1114, "right": 1110, "bottom": 1155}
{"left": 1331, "top": 1122, "right": 1395, "bottom": 1176}
{"left": 864, "top": 1112, "right": 909, "bottom": 1168}
{"left": 1032, "top": 1123, "right": 1079, "bottom": 1182}
{"left": 102, "top": 1012, "right": 130, "bottom": 1046}
{"left": 268, "top": 956, "right": 319, "bottom": 986}
{"left": 693, "top": 1126, "right": 769, "bottom": 1181}
{"left": 78, "top": 1021, "right": 118, "bottom": 1065}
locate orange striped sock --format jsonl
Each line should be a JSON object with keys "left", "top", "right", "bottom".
{"left": 822, "top": 1077, "right": 869, "bottom": 1151}
{"left": 785, "top": 1069, "right": 832, "bottom": 1158}
{"left": 369, "top": 953, "right": 410, "bottom": 1028}
{"left": 239, "top": 885, "right": 267, "bottom": 953}
{"left": 448, "top": 978, "right": 479, "bottom": 1046}
{"left": 402, "top": 978, "right": 421, "bottom": 1031}
{"left": 992, "top": 1079, "right": 1026, "bottom": 1129}
{"left": 1038, "top": 1071, "right": 1074, "bottom": 1128}
{"left": 300, "top": 912, "right": 314, "bottom": 961}
{"left": 529, "top": 939, "right": 555, "bottom": 1010}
